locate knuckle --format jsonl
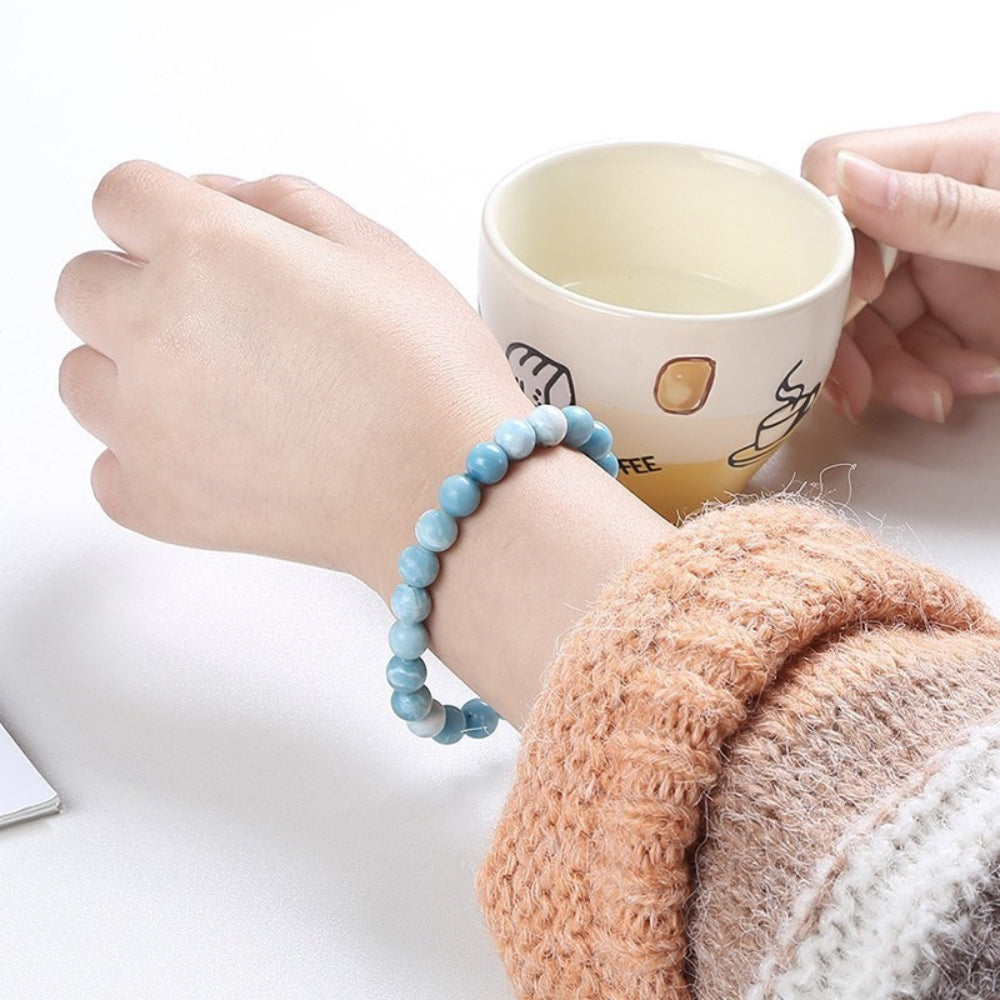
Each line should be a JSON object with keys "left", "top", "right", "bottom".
{"left": 54, "top": 254, "right": 84, "bottom": 318}
{"left": 57, "top": 349, "right": 84, "bottom": 409}
{"left": 90, "top": 451, "right": 123, "bottom": 520}
{"left": 92, "top": 160, "right": 157, "bottom": 216}
{"left": 800, "top": 137, "right": 835, "bottom": 179}
{"left": 924, "top": 172, "right": 964, "bottom": 234}
{"left": 255, "top": 173, "right": 319, "bottom": 198}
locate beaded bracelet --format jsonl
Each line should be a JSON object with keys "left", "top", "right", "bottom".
{"left": 386, "top": 404, "right": 619, "bottom": 744}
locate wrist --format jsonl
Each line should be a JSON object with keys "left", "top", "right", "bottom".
{"left": 402, "top": 437, "right": 672, "bottom": 727}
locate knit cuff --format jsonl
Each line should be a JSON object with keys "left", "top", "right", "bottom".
{"left": 477, "top": 498, "right": 998, "bottom": 1000}
{"left": 748, "top": 718, "right": 1000, "bottom": 1000}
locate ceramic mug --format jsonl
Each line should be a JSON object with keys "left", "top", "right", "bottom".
{"left": 479, "top": 142, "right": 889, "bottom": 520}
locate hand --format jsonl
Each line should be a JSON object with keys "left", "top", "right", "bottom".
{"left": 56, "top": 162, "right": 529, "bottom": 593}
{"left": 56, "top": 162, "right": 670, "bottom": 726}
{"left": 802, "top": 113, "right": 1000, "bottom": 422}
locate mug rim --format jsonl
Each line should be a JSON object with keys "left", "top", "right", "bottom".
{"left": 481, "top": 140, "right": 855, "bottom": 323}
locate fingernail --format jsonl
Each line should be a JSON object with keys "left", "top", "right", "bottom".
{"left": 191, "top": 173, "right": 245, "bottom": 192}
{"left": 891, "top": 385, "right": 947, "bottom": 423}
{"left": 952, "top": 364, "right": 1000, "bottom": 395}
{"left": 822, "top": 380, "right": 857, "bottom": 423}
{"left": 836, "top": 151, "right": 900, "bottom": 210}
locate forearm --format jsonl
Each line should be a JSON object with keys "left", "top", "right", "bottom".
{"left": 420, "top": 447, "right": 673, "bottom": 728}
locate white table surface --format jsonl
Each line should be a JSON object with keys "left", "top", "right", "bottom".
{"left": 3, "top": 3, "right": 998, "bottom": 997}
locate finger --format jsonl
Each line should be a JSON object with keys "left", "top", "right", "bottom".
{"left": 59, "top": 345, "right": 119, "bottom": 445}
{"left": 92, "top": 160, "right": 232, "bottom": 260}
{"left": 835, "top": 151, "right": 1000, "bottom": 271}
{"left": 865, "top": 257, "right": 926, "bottom": 334}
{"left": 192, "top": 174, "right": 244, "bottom": 193}
{"left": 55, "top": 250, "right": 142, "bottom": 357}
{"left": 898, "top": 317, "right": 1000, "bottom": 396}
{"left": 219, "top": 174, "right": 388, "bottom": 247}
{"left": 91, "top": 448, "right": 129, "bottom": 526}
{"left": 853, "top": 307, "right": 953, "bottom": 422}
{"left": 823, "top": 324, "right": 872, "bottom": 421}
{"left": 850, "top": 231, "right": 892, "bottom": 307}
{"left": 802, "top": 113, "right": 1000, "bottom": 190}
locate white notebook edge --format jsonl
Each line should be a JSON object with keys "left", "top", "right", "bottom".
{"left": 0, "top": 720, "right": 60, "bottom": 829}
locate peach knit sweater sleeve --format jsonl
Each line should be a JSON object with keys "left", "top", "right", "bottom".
{"left": 477, "top": 499, "right": 1000, "bottom": 1000}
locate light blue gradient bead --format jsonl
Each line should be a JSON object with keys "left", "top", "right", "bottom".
{"left": 407, "top": 699, "right": 447, "bottom": 737}
{"left": 391, "top": 685, "right": 433, "bottom": 721}
{"left": 438, "top": 474, "right": 481, "bottom": 518}
{"left": 415, "top": 508, "right": 458, "bottom": 552}
{"left": 597, "top": 452, "right": 620, "bottom": 477}
{"left": 562, "top": 405, "right": 595, "bottom": 447}
{"left": 389, "top": 620, "right": 429, "bottom": 659}
{"left": 390, "top": 584, "right": 431, "bottom": 624}
{"left": 580, "top": 420, "right": 613, "bottom": 460}
{"left": 386, "top": 656, "right": 427, "bottom": 693}
{"left": 466, "top": 442, "right": 509, "bottom": 484}
{"left": 432, "top": 704, "right": 467, "bottom": 745}
{"left": 462, "top": 698, "right": 500, "bottom": 739}
{"left": 494, "top": 417, "right": 536, "bottom": 459}
{"left": 397, "top": 545, "right": 439, "bottom": 587}
{"left": 528, "top": 404, "right": 568, "bottom": 446}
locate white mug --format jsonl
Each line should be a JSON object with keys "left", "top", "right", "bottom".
{"left": 479, "top": 141, "right": 886, "bottom": 519}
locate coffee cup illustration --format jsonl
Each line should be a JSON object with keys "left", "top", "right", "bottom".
{"left": 728, "top": 362, "right": 819, "bottom": 468}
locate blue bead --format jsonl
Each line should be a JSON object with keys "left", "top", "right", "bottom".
{"left": 462, "top": 698, "right": 500, "bottom": 739}
{"left": 528, "top": 404, "right": 568, "bottom": 446}
{"left": 414, "top": 509, "right": 458, "bottom": 552}
{"left": 391, "top": 685, "right": 433, "bottom": 721}
{"left": 432, "top": 704, "right": 466, "bottom": 745}
{"left": 580, "top": 420, "right": 613, "bottom": 460}
{"left": 438, "top": 474, "right": 482, "bottom": 518}
{"left": 386, "top": 656, "right": 427, "bottom": 693}
{"left": 562, "top": 405, "right": 595, "bottom": 447}
{"left": 388, "top": 620, "right": 429, "bottom": 659}
{"left": 407, "top": 699, "right": 446, "bottom": 737}
{"left": 397, "top": 545, "right": 439, "bottom": 587}
{"left": 466, "top": 442, "right": 509, "bottom": 484}
{"left": 390, "top": 584, "right": 431, "bottom": 624}
{"left": 494, "top": 418, "right": 536, "bottom": 460}
{"left": 597, "top": 451, "right": 620, "bottom": 477}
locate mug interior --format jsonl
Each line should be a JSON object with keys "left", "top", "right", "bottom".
{"left": 483, "top": 143, "right": 852, "bottom": 316}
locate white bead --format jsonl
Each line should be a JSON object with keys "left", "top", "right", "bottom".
{"left": 528, "top": 404, "right": 568, "bottom": 446}
{"left": 407, "top": 700, "right": 447, "bottom": 738}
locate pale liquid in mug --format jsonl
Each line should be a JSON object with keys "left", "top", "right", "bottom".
{"left": 559, "top": 265, "right": 768, "bottom": 314}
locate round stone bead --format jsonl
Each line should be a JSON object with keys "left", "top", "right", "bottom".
{"left": 438, "top": 474, "right": 482, "bottom": 518}
{"left": 597, "top": 452, "right": 620, "bottom": 477}
{"left": 466, "top": 442, "right": 509, "bottom": 484}
{"left": 494, "top": 417, "right": 536, "bottom": 460}
{"left": 388, "top": 620, "right": 429, "bottom": 660}
{"left": 386, "top": 656, "right": 427, "bottom": 693}
{"left": 580, "top": 420, "right": 613, "bottom": 461}
{"left": 407, "top": 699, "right": 447, "bottom": 738}
{"left": 414, "top": 508, "right": 458, "bottom": 552}
{"left": 397, "top": 545, "right": 439, "bottom": 588}
{"left": 528, "top": 404, "right": 568, "bottom": 446}
{"left": 391, "top": 685, "right": 433, "bottom": 721}
{"left": 562, "top": 405, "right": 595, "bottom": 447}
{"left": 462, "top": 698, "right": 500, "bottom": 739}
{"left": 390, "top": 584, "right": 431, "bottom": 624}
{"left": 432, "top": 704, "right": 467, "bottom": 745}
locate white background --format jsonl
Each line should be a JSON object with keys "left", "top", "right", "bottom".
{"left": 2, "top": 2, "right": 999, "bottom": 997}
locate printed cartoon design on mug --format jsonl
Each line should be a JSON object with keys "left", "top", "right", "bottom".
{"left": 653, "top": 356, "right": 716, "bottom": 414}
{"left": 505, "top": 342, "right": 576, "bottom": 407}
{"left": 728, "top": 361, "right": 820, "bottom": 468}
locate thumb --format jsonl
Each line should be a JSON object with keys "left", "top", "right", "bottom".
{"left": 836, "top": 150, "right": 1000, "bottom": 271}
